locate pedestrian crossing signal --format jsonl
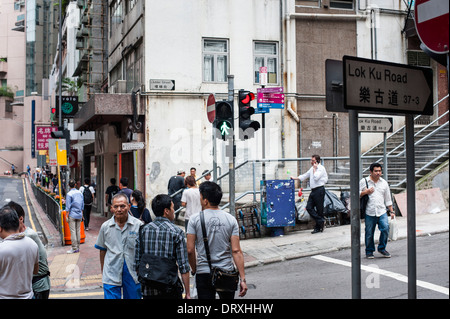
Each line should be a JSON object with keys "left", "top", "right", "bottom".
{"left": 215, "top": 100, "right": 233, "bottom": 140}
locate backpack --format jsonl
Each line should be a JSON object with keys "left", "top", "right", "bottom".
{"left": 83, "top": 187, "right": 93, "bottom": 205}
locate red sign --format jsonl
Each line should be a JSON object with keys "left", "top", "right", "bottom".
{"left": 36, "top": 126, "right": 58, "bottom": 150}
{"left": 207, "top": 94, "right": 215, "bottom": 123}
{"left": 414, "top": 0, "right": 449, "bottom": 54}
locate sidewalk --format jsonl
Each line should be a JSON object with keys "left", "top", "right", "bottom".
{"left": 27, "top": 179, "right": 449, "bottom": 292}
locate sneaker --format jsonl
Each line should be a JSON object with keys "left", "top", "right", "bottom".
{"left": 366, "top": 253, "right": 375, "bottom": 259}
{"left": 85, "top": 227, "right": 89, "bottom": 231}
{"left": 379, "top": 250, "right": 391, "bottom": 258}
{"left": 67, "top": 249, "right": 79, "bottom": 254}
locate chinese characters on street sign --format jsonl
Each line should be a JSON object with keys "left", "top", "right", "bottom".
{"left": 36, "top": 126, "right": 58, "bottom": 150}
{"left": 343, "top": 56, "right": 433, "bottom": 115}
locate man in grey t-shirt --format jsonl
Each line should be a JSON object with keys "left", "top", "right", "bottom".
{"left": 187, "top": 181, "right": 247, "bottom": 299}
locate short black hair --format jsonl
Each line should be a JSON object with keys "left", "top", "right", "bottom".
{"left": 120, "top": 177, "right": 129, "bottom": 187}
{"left": 110, "top": 178, "right": 116, "bottom": 185}
{"left": 151, "top": 194, "right": 172, "bottom": 217}
{"left": 312, "top": 155, "right": 321, "bottom": 163}
{"left": 84, "top": 178, "right": 90, "bottom": 184}
{"left": 370, "top": 162, "right": 383, "bottom": 172}
{"left": 0, "top": 206, "right": 20, "bottom": 232}
{"left": 199, "top": 181, "right": 222, "bottom": 206}
{"left": 69, "top": 179, "right": 76, "bottom": 188}
{"left": 5, "top": 201, "right": 25, "bottom": 220}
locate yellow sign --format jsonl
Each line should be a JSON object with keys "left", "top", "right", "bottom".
{"left": 56, "top": 142, "right": 67, "bottom": 166}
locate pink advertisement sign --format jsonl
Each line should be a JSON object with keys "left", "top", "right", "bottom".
{"left": 36, "top": 126, "right": 58, "bottom": 150}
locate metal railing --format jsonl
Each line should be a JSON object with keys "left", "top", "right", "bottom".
{"left": 30, "top": 180, "right": 63, "bottom": 243}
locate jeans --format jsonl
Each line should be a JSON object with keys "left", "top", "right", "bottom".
{"left": 365, "top": 213, "right": 389, "bottom": 255}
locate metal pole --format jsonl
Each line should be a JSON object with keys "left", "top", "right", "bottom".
{"left": 228, "top": 75, "right": 235, "bottom": 215}
{"left": 383, "top": 132, "right": 388, "bottom": 181}
{"left": 405, "top": 114, "right": 417, "bottom": 299}
{"left": 349, "top": 109, "right": 361, "bottom": 299}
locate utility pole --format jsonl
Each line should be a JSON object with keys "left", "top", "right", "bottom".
{"left": 227, "top": 75, "right": 235, "bottom": 215}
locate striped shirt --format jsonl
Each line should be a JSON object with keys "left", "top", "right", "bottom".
{"left": 134, "top": 216, "right": 190, "bottom": 296}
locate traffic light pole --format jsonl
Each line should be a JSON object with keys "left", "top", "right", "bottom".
{"left": 227, "top": 75, "right": 235, "bottom": 216}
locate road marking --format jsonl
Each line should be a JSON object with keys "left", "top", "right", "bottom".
{"left": 22, "top": 179, "right": 36, "bottom": 231}
{"left": 312, "top": 255, "right": 449, "bottom": 296}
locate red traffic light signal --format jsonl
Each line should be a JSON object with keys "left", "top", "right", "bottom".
{"left": 238, "top": 90, "right": 260, "bottom": 140}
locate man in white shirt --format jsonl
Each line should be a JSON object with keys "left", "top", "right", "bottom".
{"left": 360, "top": 163, "right": 395, "bottom": 259}
{"left": 0, "top": 206, "right": 39, "bottom": 299}
{"left": 291, "top": 155, "right": 328, "bottom": 234}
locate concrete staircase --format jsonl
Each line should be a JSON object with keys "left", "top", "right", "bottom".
{"left": 327, "top": 115, "right": 449, "bottom": 194}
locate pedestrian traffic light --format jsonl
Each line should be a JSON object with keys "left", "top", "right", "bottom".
{"left": 51, "top": 126, "right": 71, "bottom": 149}
{"left": 238, "top": 89, "right": 260, "bottom": 140}
{"left": 215, "top": 100, "right": 233, "bottom": 140}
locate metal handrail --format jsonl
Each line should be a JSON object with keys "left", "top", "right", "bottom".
{"left": 362, "top": 94, "right": 449, "bottom": 156}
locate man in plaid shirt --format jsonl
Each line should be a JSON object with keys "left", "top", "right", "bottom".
{"left": 135, "top": 194, "right": 190, "bottom": 299}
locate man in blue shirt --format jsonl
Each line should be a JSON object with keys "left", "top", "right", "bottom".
{"left": 65, "top": 179, "right": 84, "bottom": 254}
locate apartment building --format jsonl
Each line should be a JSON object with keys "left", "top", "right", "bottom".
{"left": 0, "top": 0, "right": 26, "bottom": 172}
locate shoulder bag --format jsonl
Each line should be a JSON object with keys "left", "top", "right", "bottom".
{"left": 360, "top": 178, "right": 369, "bottom": 219}
{"left": 200, "top": 211, "right": 239, "bottom": 292}
{"left": 137, "top": 225, "right": 182, "bottom": 294}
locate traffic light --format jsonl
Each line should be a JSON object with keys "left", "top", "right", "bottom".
{"left": 215, "top": 100, "right": 233, "bottom": 140}
{"left": 238, "top": 89, "right": 260, "bottom": 140}
{"left": 51, "top": 126, "right": 71, "bottom": 149}
{"left": 50, "top": 106, "right": 56, "bottom": 124}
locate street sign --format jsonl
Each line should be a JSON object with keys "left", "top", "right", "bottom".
{"left": 207, "top": 94, "right": 215, "bottom": 123}
{"left": 55, "top": 96, "right": 79, "bottom": 118}
{"left": 325, "top": 59, "right": 346, "bottom": 113}
{"left": 343, "top": 56, "right": 433, "bottom": 115}
{"left": 256, "top": 87, "right": 285, "bottom": 111}
{"left": 358, "top": 117, "right": 393, "bottom": 133}
{"left": 259, "top": 66, "right": 268, "bottom": 86}
{"left": 414, "top": 0, "right": 449, "bottom": 54}
{"left": 36, "top": 126, "right": 58, "bottom": 150}
{"left": 149, "top": 79, "right": 175, "bottom": 90}
{"left": 122, "top": 142, "right": 145, "bottom": 151}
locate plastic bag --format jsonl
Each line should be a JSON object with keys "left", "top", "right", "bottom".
{"left": 190, "top": 275, "right": 197, "bottom": 299}
{"left": 295, "top": 200, "right": 310, "bottom": 222}
{"left": 389, "top": 215, "right": 398, "bottom": 241}
{"left": 323, "top": 190, "right": 347, "bottom": 216}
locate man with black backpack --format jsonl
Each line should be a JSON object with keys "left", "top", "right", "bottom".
{"left": 80, "top": 178, "right": 95, "bottom": 231}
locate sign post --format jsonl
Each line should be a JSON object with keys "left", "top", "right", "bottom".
{"left": 343, "top": 56, "right": 434, "bottom": 299}
{"left": 207, "top": 94, "right": 218, "bottom": 183}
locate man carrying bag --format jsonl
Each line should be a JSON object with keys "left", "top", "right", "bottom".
{"left": 187, "top": 181, "right": 248, "bottom": 299}
{"left": 135, "top": 194, "right": 190, "bottom": 299}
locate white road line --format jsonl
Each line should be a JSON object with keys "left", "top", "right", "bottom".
{"left": 312, "top": 255, "right": 449, "bottom": 296}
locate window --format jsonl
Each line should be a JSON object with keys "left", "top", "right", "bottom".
{"left": 296, "top": 0, "right": 320, "bottom": 8}
{"left": 330, "top": 0, "right": 354, "bottom": 10}
{"left": 203, "top": 39, "right": 228, "bottom": 83}
{"left": 254, "top": 42, "right": 278, "bottom": 85}
{"left": 110, "top": 0, "right": 123, "bottom": 37}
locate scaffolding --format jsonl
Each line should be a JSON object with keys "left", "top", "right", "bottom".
{"left": 74, "top": 0, "right": 108, "bottom": 102}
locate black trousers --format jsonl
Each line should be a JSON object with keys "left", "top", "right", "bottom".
{"left": 83, "top": 204, "right": 92, "bottom": 228}
{"left": 196, "top": 273, "right": 235, "bottom": 299}
{"left": 306, "top": 186, "right": 325, "bottom": 229}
